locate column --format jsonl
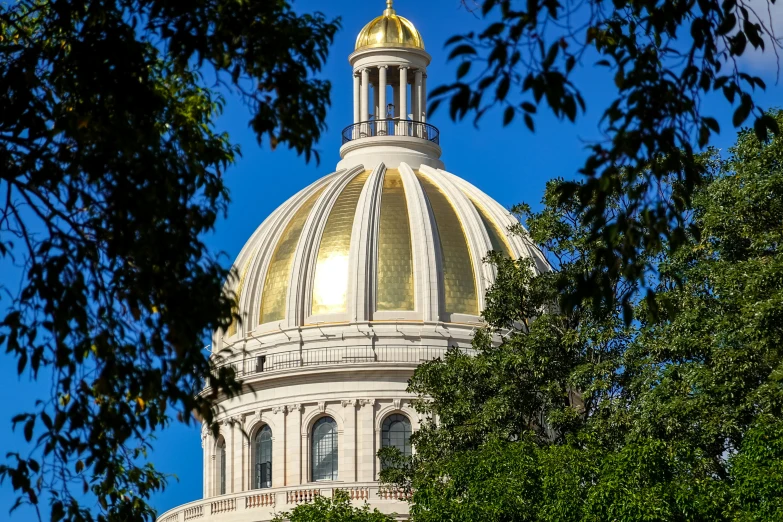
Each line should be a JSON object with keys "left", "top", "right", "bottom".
{"left": 286, "top": 404, "right": 303, "bottom": 485}
{"left": 410, "top": 76, "right": 417, "bottom": 123}
{"left": 378, "top": 66, "right": 388, "bottom": 118}
{"left": 415, "top": 69, "right": 424, "bottom": 137}
{"left": 341, "top": 400, "right": 358, "bottom": 482}
{"left": 361, "top": 68, "right": 370, "bottom": 137}
{"left": 353, "top": 72, "right": 360, "bottom": 124}
{"left": 398, "top": 66, "right": 408, "bottom": 135}
{"left": 421, "top": 73, "right": 428, "bottom": 123}
{"left": 378, "top": 65, "right": 387, "bottom": 135}
{"left": 372, "top": 82, "right": 379, "bottom": 120}
{"left": 357, "top": 399, "right": 376, "bottom": 482}
{"left": 415, "top": 70, "right": 424, "bottom": 121}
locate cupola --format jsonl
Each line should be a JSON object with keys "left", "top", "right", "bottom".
{"left": 355, "top": 0, "right": 425, "bottom": 51}
{"left": 340, "top": 1, "right": 439, "bottom": 171}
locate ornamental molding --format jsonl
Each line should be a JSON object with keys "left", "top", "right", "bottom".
{"left": 341, "top": 399, "right": 359, "bottom": 408}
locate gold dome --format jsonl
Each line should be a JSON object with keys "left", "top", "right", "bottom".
{"left": 355, "top": 1, "right": 425, "bottom": 52}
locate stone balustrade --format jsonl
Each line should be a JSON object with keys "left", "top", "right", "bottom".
{"left": 210, "top": 498, "right": 236, "bottom": 514}
{"left": 378, "top": 487, "right": 412, "bottom": 501}
{"left": 157, "top": 483, "right": 409, "bottom": 521}
{"left": 245, "top": 492, "right": 276, "bottom": 509}
{"left": 183, "top": 504, "right": 204, "bottom": 520}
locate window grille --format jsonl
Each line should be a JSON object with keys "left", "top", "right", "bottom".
{"left": 311, "top": 417, "right": 338, "bottom": 481}
{"left": 381, "top": 414, "right": 411, "bottom": 469}
{"left": 254, "top": 425, "right": 273, "bottom": 488}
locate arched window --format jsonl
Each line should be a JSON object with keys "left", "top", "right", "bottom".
{"left": 311, "top": 417, "right": 338, "bottom": 481}
{"left": 216, "top": 437, "right": 227, "bottom": 495}
{"left": 381, "top": 414, "right": 412, "bottom": 469}
{"left": 254, "top": 425, "right": 272, "bottom": 489}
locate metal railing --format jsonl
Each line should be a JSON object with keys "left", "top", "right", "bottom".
{"left": 341, "top": 119, "right": 440, "bottom": 145}
{"left": 212, "top": 344, "right": 472, "bottom": 382}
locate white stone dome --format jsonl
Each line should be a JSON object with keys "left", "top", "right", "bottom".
{"left": 220, "top": 162, "right": 548, "bottom": 344}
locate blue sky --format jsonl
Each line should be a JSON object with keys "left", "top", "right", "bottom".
{"left": 1, "top": 0, "right": 782, "bottom": 518}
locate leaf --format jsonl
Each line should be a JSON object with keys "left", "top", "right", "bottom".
{"left": 733, "top": 99, "right": 751, "bottom": 127}
{"left": 496, "top": 76, "right": 510, "bottom": 101}
{"left": 524, "top": 113, "right": 535, "bottom": 131}
{"left": 51, "top": 501, "right": 64, "bottom": 522}
{"left": 17, "top": 351, "right": 27, "bottom": 375}
{"left": 521, "top": 102, "right": 537, "bottom": 113}
{"left": 503, "top": 106, "right": 515, "bottom": 126}
{"left": 457, "top": 61, "right": 471, "bottom": 80}
{"left": 23, "top": 418, "right": 34, "bottom": 442}
{"left": 448, "top": 44, "right": 477, "bottom": 60}
{"left": 703, "top": 116, "right": 720, "bottom": 133}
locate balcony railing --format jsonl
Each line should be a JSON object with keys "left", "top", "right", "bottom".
{"left": 157, "top": 483, "right": 410, "bottom": 522}
{"left": 341, "top": 119, "right": 439, "bottom": 145}
{"left": 211, "top": 344, "right": 472, "bottom": 382}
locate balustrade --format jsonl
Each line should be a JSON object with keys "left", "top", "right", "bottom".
{"left": 378, "top": 487, "right": 412, "bottom": 501}
{"left": 286, "top": 488, "right": 321, "bottom": 504}
{"left": 158, "top": 483, "right": 415, "bottom": 521}
{"left": 182, "top": 505, "right": 203, "bottom": 520}
{"left": 210, "top": 498, "right": 235, "bottom": 514}
{"left": 245, "top": 492, "right": 276, "bottom": 509}
{"left": 343, "top": 486, "right": 370, "bottom": 501}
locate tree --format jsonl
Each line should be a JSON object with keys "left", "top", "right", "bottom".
{"left": 0, "top": 1, "right": 338, "bottom": 520}
{"left": 270, "top": 490, "right": 394, "bottom": 522}
{"left": 435, "top": 0, "right": 782, "bottom": 320}
{"left": 389, "top": 111, "right": 783, "bottom": 521}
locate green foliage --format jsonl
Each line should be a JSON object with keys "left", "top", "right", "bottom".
{"left": 397, "top": 111, "right": 783, "bottom": 521}
{"left": 0, "top": 1, "right": 338, "bottom": 520}
{"left": 271, "top": 490, "right": 394, "bottom": 522}
{"left": 436, "top": 0, "right": 782, "bottom": 321}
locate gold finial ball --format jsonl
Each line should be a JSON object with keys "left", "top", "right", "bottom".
{"left": 355, "top": 1, "right": 425, "bottom": 52}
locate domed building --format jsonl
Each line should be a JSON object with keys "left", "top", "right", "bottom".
{"left": 157, "top": 2, "right": 547, "bottom": 521}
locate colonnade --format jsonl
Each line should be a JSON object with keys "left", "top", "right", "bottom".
{"left": 352, "top": 65, "right": 427, "bottom": 124}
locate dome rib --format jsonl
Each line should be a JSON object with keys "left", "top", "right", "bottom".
{"left": 415, "top": 171, "right": 479, "bottom": 317}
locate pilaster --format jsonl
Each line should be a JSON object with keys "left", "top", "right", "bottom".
{"left": 341, "top": 399, "right": 359, "bottom": 482}
{"left": 286, "top": 403, "right": 304, "bottom": 485}
{"left": 357, "top": 399, "right": 376, "bottom": 482}
{"left": 272, "top": 405, "right": 287, "bottom": 488}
